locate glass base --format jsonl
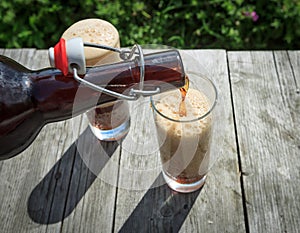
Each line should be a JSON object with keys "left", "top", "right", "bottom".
{"left": 89, "top": 118, "right": 130, "bottom": 141}
{"left": 162, "top": 171, "right": 207, "bottom": 193}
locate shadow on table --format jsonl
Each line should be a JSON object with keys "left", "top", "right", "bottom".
{"left": 118, "top": 174, "right": 202, "bottom": 232}
{"left": 27, "top": 127, "right": 119, "bottom": 224}
{"left": 27, "top": 127, "right": 202, "bottom": 230}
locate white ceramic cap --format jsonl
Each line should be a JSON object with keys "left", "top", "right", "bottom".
{"left": 65, "top": 37, "right": 86, "bottom": 74}
{"left": 48, "top": 37, "right": 86, "bottom": 75}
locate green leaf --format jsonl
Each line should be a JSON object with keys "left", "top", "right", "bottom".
{"left": 18, "top": 30, "right": 32, "bottom": 38}
{"left": 271, "top": 19, "right": 280, "bottom": 28}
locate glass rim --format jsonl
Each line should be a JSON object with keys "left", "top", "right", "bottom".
{"left": 150, "top": 72, "right": 218, "bottom": 123}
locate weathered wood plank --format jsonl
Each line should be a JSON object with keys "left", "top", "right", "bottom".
{"left": 60, "top": 116, "right": 120, "bottom": 233}
{"left": 288, "top": 51, "right": 300, "bottom": 86}
{"left": 113, "top": 50, "right": 245, "bottom": 232}
{"left": 228, "top": 51, "right": 300, "bottom": 233}
{"left": 287, "top": 51, "right": 300, "bottom": 120}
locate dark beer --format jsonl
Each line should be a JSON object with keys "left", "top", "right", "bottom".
{"left": 86, "top": 101, "right": 128, "bottom": 130}
{"left": 179, "top": 76, "right": 189, "bottom": 117}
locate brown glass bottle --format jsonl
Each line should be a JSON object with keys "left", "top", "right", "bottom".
{"left": 0, "top": 50, "right": 185, "bottom": 159}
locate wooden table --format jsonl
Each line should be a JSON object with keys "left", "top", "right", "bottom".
{"left": 0, "top": 49, "right": 299, "bottom": 233}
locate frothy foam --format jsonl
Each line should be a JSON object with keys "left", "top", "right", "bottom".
{"left": 155, "top": 88, "right": 211, "bottom": 130}
{"left": 61, "top": 18, "right": 120, "bottom": 65}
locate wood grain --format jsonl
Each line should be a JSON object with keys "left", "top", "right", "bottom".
{"left": 228, "top": 51, "right": 300, "bottom": 233}
{"left": 60, "top": 117, "right": 120, "bottom": 233}
{"left": 1, "top": 48, "right": 299, "bottom": 233}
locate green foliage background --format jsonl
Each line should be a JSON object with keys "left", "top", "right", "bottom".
{"left": 0, "top": 0, "right": 299, "bottom": 49}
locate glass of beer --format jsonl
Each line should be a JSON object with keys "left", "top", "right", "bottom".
{"left": 62, "top": 18, "right": 130, "bottom": 141}
{"left": 151, "top": 72, "right": 217, "bottom": 193}
{"left": 86, "top": 100, "right": 130, "bottom": 140}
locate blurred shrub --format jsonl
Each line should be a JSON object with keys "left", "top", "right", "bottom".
{"left": 0, "top": 0, "right": 299, "bottom": 49}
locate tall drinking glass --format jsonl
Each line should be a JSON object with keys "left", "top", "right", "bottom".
{"left": 151, "top": 72, "right": 217, "bottom": 193}
{"left": 62, "top": 18, "right": 130, "bottom": 141}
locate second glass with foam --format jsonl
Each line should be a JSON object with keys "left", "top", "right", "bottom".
{"left": 62, "top": 18, "right": 130, "bottom": 141}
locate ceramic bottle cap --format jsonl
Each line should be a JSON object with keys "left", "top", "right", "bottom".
{"left": 48, "top": 37, "right": 86, "bottom": 75}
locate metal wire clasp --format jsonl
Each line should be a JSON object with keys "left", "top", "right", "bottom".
{"left": 72, "top": 43, "right": 160, "bottom": 100}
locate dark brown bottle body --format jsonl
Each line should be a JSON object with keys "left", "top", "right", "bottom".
{"left": 0, "top": 50, "right": 185, "bottom": 159}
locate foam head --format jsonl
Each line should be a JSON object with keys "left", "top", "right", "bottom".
{"left": 61, "top": 18, "right": 120, "bottom": 66}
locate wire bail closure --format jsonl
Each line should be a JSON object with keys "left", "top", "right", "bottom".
{"left": 73, "top": 43, "right": 160, "bottom": 100}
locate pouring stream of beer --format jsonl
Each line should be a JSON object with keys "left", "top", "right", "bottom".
{"left": 179, "top": 76, "right": 189, "bottom": 117}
